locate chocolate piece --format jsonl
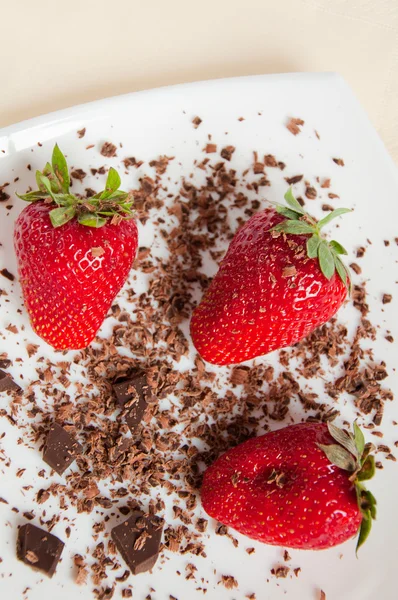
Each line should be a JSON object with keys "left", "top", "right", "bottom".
{"left": 16, "top": 523, "right": 64, "bottom": 577}
{"left": 113, "top": 372, "right": 153, "bottom": 433}
{"left": 111, "top": 511, "right": 164, "bottom": 575}
{"left": 0, "top": 369, "right": 21, "bottom": 393}
{"left": 0, "top": 358, "right": 11, "bottom": 369}
{"left": 43, "top": 423, "right": 82, "bottom": 475}
{"left": 0, "top": 268, "right": 15, "bottom": 281}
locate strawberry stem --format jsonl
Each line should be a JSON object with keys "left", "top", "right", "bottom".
{"left": 17, "top": 145, "right": 134, "bottom": 229}
{"left": 271, "top": 188, "right": 352, "bottom": 290}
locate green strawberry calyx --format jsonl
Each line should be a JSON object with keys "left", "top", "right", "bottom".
{"left": 271, "top": 188, "right": 352, "bottom": 290}
{"left": 17, "top": 144, "right": 134, "bottom": 229}
{"left": 318, "top": 421, "right": 377, "bottom": 553}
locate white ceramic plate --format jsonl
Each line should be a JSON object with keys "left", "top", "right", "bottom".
{"left": 0, "top": 73, "right": 398, "bottom": 600}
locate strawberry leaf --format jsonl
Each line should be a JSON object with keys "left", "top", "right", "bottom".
{"left": 356, "top": 510, "right": 372, "bottom": 553}
{"left": 357, "top": 455, "right": 375, "bottom": 482}
{"left": 334, "top": 255, "right": 348, "bottom": 288}
{"left": 100, "top": 167, "right": 122, "bottom": 200}
{"left": 16, "top": 190, "right": 49, "bottom": 202}
{"left": 327, "top": 422, "right": 359, "bottom": 459}
{"left": 353, "top": 421, "right": 365, "bottom": 456}
{"left": 272, "top": 221, "right": 315, "bottom": 235}
{"left": 317, "top": 443, "right": 357, "bottom": 471}
{"left": 42, "top": 162, "right": 62, "bottom": 194}
{"left": 276, "top": 205, "right": 302, "bottom": 220}
{"left": 307, "top": 235, "right": 321, "bottom": 258}
{"left": 52, "top": 144, "right": 70, "bottom": 193}
{"left": 329, "top": 240, "right": 348, "bottom": 255}
{"left": 318, "top": 240, "right": 335, "bottom": 280}
{"left": 317, "top": 208, "right": 352, "bottom": 229}
{"left": 77, "top": 213, "right": 107, "bottom": 228}
{"left": 49, "top": 206, "right": 76, "bottom": 228}
{"left": 284, "top": 187, "right": 305, "bottom": 215}
{"left": 36, "top": 173, "right": 57, "bottom": 202}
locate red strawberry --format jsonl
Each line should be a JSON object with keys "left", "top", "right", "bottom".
{"left": 190, "top": 190, "right": 351, "bottom": 365}
{"left": 14, "top": 145, "right": 138, "bottom": 350}
{"left": 201, "top": 421, "right": 376, "bottom": 551}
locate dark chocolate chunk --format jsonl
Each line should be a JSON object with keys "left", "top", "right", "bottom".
{"left": 0, "top": 358, "right": 12, "bottom": 369}
{"left": 43, "top": 423, "right": 82, "bottom": 475}
{"left": 113, "top": 372, "right": 154, "bottom": 433}
{"left": 0, "top": 268, "right": 15, "bottom": 281}
{"left": 16, "top": 523, "right": 64, "bottom": 577}
{"left": 0, "top": 369, "right": 21, "bottom": 393}
{"left": 111, "top": 511, "right": 164, "bottom": 575}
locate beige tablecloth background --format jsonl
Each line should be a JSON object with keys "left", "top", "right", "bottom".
{"left": 2, "top": 0, "right": 398, "bottom": 162}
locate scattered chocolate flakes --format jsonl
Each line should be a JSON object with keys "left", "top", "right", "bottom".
{"left": 111, "top": 512, "right": 164, "bottom": 575}
{"left": 322, "top": 204, "right": 334, "bottom": 212}
{"left": 43, "top": 423, "right": 82, "bottom": 475}
{"left": 0, "top": 369, "right": 21, "bottom": 393}
{"left": 333, "top": 158, "right": 344, "bottom": 166}
{"left": 17, "top": 524, "right": 64, "bottom": 577}
{"left": 220, "top": 146, "right": 235, "bottom": 161}
{"left": 100, "top": 142, "right": 117, "bottom": 158}
{"left": 305, "top": 186, "right": 317, "bottom": 200}
{"left": 192, "top": 116, "right": 202, "bottom": 129}
{"left": 283, "top": 550, "right": 291, "bottom": 562}
{"left": 286, "top": 117, "right": 304, "bottom": 135}
{"left": 382, "top": 294, "right": 392, "bottom": 304}
{"left": 0, "top": 358, "right": 11, "bottom": 369}
{"left": 219, "top": 575, "right": 238, "bottom": 589}
{"left": 321, "top": 178, "right": 331, "bottom": 188}
{"left": 77, "top": 128, "right": 86, "bottom": 138}
{"left": 1, "top": 268, "right": 15, "bottom": 281}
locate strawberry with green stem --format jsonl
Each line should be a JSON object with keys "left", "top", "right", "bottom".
{"left": 191, "top": 189, "right": 352, "bottom": 365}
{"left": 201, "top": 421, "right": 376, "bottom": 551}
{"left": 14, "top": 144, "right": 138, "bottom": 350}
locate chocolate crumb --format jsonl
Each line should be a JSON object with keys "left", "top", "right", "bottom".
{"left": 220, "top": 146, "right": 235, "bottom": 161}
{"left": 77, "top": 128, "right": 86, "bottom": 138}
{"left": 1, "top": 268, "right": 15, "bottom": 281}
{"left": 192, "top": 116, "right": 202, "bottom": 129}
{"left": 271, "top": 565, "right": 289, "bottom": 578}
{"left": 205, "top": 144, "right": 217, "bottom": 154}
{"left": 71, "top": 168, "right": 87, "bottom": 181}
{"left": 382, "top": 294, "right": 392, "bottom": 304}
{"left": 350, "top": 263, "right": 362, "bottom": 275}
{"left": 100, "top": 142, "right": 117, "bottom": 158}
{"left": 219, "top": 575, "right": 238, "bottom": 589}
{"left": 286, "top": 117, "right": 304, "bottom": 135}
{"left": 333, "top": 158, "right": 344, "bottom": 166}
{"left": 305, "top": 186, "right": 317, "bottom": 200}
{"left": 356, "top": 247, "right": 366, "bottom": 258}
{"left": 285, "top": 175, "right": 303, "bottom": 185}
